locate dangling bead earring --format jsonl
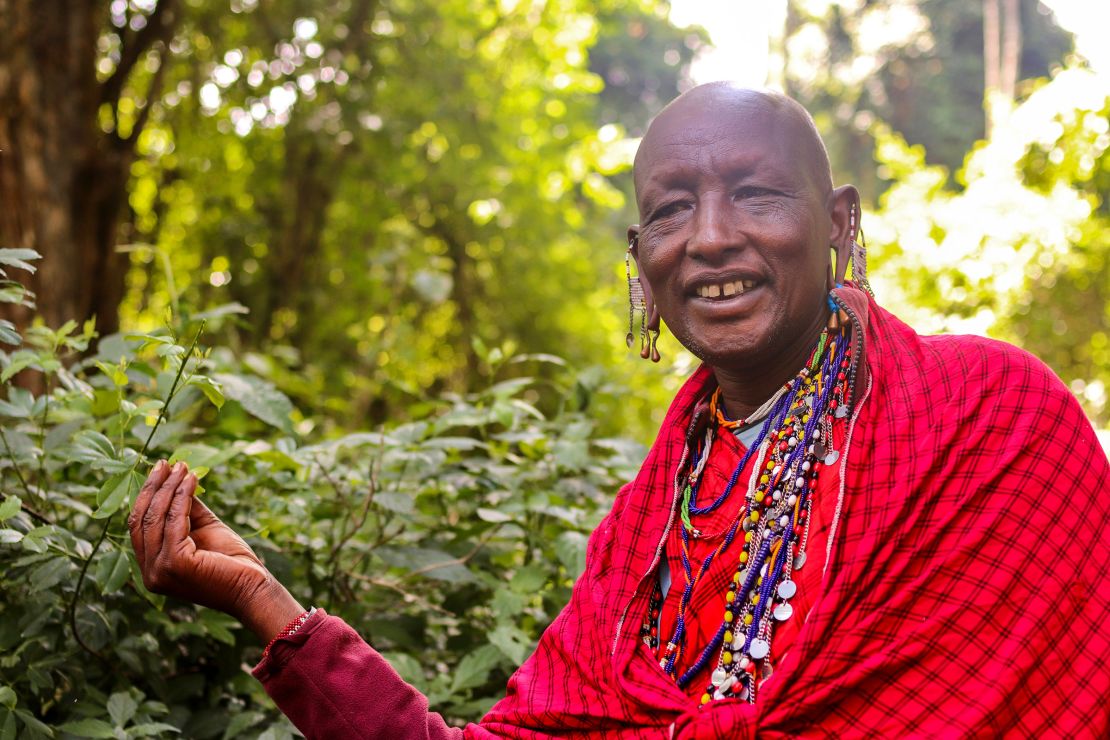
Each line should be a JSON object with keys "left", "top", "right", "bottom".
{"left": 849, "top": 203, "right": 874, "bottom": 297}
{"left": 626, "top": 239, "right": 662, "bottom": 362}
{"left": 626, "top": 240, "right": 646, "bottom": 351}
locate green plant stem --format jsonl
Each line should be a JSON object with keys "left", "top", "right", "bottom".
{"left": 67, "top": 323, "right": 205, "bottom": 662}
{"left": 0, "top": 426, "right": 35, "bottom": 502}
{"left": 36, "top": 382, "right": 50, "bottom": 504}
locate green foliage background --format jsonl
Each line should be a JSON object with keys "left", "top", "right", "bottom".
{"left": 1, "top": 0, "right": 1108, "bottom": 737}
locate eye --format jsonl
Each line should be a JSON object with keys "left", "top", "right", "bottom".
{"left": 650, "top": 200, "right": 691, "bottom": 221}
{"left": 734, "top": 186, "right": 779, "bottom": 199}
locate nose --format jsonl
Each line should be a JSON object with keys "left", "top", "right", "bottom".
{"left": 687, "top": 193, "right": 741, "bottom": 263}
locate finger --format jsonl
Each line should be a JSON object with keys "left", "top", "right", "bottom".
{"left": 142, "top": 461, "right": 188, "bottom": 567}
{"left": 129, "top": 459, "right": 169, "bottom": 563}
{"left": 162, "top": 473, "right": 197, "bottom": 556}
{"left": 188, "top": 495, "right": 222, "bottom": 530}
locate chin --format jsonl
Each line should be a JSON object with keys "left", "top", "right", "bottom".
{"left": 675, "top": 323, "right": 778, "bottom": 370}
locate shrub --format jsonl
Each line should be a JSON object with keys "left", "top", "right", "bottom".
{"left": 0, "top": 251, "right": 643, "bottom": 738}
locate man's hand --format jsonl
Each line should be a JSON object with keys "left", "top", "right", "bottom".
{"left": 128, "top": 460, "right": 304, "bottom": 643}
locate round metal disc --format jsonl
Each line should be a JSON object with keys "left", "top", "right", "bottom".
{"left": 777, "top": 580, "right": 797, "bottom": 599}
{"left": 625, "top": 332, "right": 635, "bottom": 348}
{"left": 748, "top": 638, "right": 770, "bottom": 660}
{"left": 824, "top": 449, "right": 840, "bottom": 465}
{"left": 794, "top": 551, "right": 808, "bottom": 570}
{"left": 835, "top": 406, "right": 849, "bottom": 419}
{"left": 773, "top": 602, "right": 794, "bottom": 621}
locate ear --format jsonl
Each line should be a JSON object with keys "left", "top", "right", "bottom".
{"left": 627, "top": 225, "right": 661, "bottom": 333}
{"left": 827, "top": 185, "right": 861, "bottom": 286}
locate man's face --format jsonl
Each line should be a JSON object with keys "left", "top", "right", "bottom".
{"left": 631, "top": 100, "right": 833, "bottom": 371}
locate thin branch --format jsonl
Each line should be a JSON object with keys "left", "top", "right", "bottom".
{"left": 347, "top": 572, "right": 453, "bottom": 617}
{"left": 67, "top": 324, "right": 204, "bottom": 662}
{"left": 124, "top": 42, "right": 169, "bottom": 147}
{"left": 0, "top": 493, "right": 53, "bottom": 527}
{"left": 100, "top": 0, "right": 179, "bottom": 109}
{"left": 0, "top": 427, "right": 34, "bottom": 500}
{"left": 403, "top": 525, "right": 503, "bottom": 580}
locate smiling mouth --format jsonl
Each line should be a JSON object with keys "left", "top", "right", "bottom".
{"left": 696, "top": 279, "right": 758, "bottom": 299}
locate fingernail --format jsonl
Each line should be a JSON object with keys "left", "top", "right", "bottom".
{"left": 154, "top": 460, "right": 166, "bottom": 473}
{"left": 172, "top": 461, "right": 184, "bottom": 473}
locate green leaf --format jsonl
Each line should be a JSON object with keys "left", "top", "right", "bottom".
{"left": 0, "top": 497, "right": 20, "bottom": 523}
{"left": 0, "top": 711, "right": 15, "bottom": 740}
{"left": 58, "top": 718, "right": 116, "bottom": 738}
{"left": 488, "top": 624, "right": 533, "bottom": 665}
{"left": 28, "top": 557, "right": 70, "bottom": 593}
{"left": 0, "top": 249, "right": 40, "bottom": 274}
{"left": 0, "top": 687, "right": 14, "bottom": 709}
{"left": 107, "top": 692, "right": 137, "bottom": 728}
{"left": 221, "top": 712, "right": 264, "bottom": 740}
{"left": 450, "top": 645, "right": 501, "bottom": 694}
{"left": 94, "top": 360, "right": 129, "bottom": 387}
{"left": 127, "top": 722, "right": 180, "bottom": 737}
{"left": 212, "top": 373, "right": 294, "bottom": 432}
{"left": 95, "top": 549, "right": 132, "bottom": 594}
{"left": 188, "top": 375, "right": 225, "bottom": 409}
{"left": 0, "top": 320, "right": 19, "bottom": 346}
{"left": 554, "top": 530, "right": 588, "bottom": 577}
{"left": 0, "top": 530, "right": 22, "bottom": 545}
{"left": 0, "top": 350, "right": 37, "bottom": 382}
{"left": 93, "top": 470, "right": 143, "bottom": 519}
{"left": 72, "top": 430, "right": 117, "bottom": 465}
{"left": 14, "top": 709, "right": 52, "bottom": 739}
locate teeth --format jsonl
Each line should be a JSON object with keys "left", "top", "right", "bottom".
{"left": 698, "top": 280, "right": 753, "bottom": 299}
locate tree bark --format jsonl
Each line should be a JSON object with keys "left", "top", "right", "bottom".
{"left": 999, "top": 0, "right": 1022, "bottom": 100}
{"left": 0, "top": 0, "right": 178, "bottom": 339}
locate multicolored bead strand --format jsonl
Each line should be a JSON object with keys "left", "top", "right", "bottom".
{"left": 644, "top": 321, "right": 856, "bottom": 703}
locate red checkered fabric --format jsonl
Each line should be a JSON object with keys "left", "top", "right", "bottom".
{"left": 255, "top": 286, "right": 1110, "bottom": 738}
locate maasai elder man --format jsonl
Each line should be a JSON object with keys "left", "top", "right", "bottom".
{"left": 130, "top": 83, "right": 1110, "bottom": 738}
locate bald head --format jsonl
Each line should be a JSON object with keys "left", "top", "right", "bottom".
{"left": 633, "top": 84, "right": 833, "bottom": 208}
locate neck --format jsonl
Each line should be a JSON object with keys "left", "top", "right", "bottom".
{"left": 711, "top": 307, "right": 830, "bottom": 420}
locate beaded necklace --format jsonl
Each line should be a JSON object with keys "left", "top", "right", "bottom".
{"left": 639, "top": 321, "right": 854, "bottom": 704}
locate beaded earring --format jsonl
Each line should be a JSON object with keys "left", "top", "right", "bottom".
{"left": 848, "top": 202, "right": 874, "bottom": 297}
{"left": 625, "top": 240, "right": 646, "bottom": 350}
{"left": 626, "top": 239, "right": 662, "bottom": 362}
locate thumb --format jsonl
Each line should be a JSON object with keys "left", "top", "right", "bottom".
{"left": 189, "top": 495, "right": 223, "bottom": 529}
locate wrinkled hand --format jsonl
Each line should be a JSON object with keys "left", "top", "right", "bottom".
{"left": 128, "top": 460, "right": 303, "bottom": 642}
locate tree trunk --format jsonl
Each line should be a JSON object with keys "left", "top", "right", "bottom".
{"left": 0, "top": 0, "right": 178, "bottom": 339}
{"left": 999, "top": 0, "right": 1022, "bottom": 101}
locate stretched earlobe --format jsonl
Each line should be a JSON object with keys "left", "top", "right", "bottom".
{"left": 828, "top": 185, "right": 861, "bottom": 288}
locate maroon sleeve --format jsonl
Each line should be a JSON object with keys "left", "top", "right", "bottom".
{"left": 252, "top": 609, "right": 466, "bottom": 740}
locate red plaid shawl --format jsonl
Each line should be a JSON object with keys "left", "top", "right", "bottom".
{"left": 257, "top": 287, "right": 1110, "bottom": 738}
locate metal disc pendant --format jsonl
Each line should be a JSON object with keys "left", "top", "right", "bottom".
{"left": 748, "top": 638, "right": 770, "bottom": 660}
{"left": 625, "top": 332, "right": 635, "bottom": 348}
{"left": 773, "top": 602, "right": 793, "bottom": 621}
{"left": 824, "top": 449, "right": 840, "bottom": 465}
{"left": 835, "top": 405, "right": 849, "bottom": 419}
{"left": 794, "top": 551, "right": 808, "bottom": 570}
{"left": 777, "top": 579, "right": 797, "bottom": 599}
{"left": 814, "top": 440, "right": 827, "bottom": 459}
{"left": 711, "top": 667, "right": 727, "bottom": 687}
